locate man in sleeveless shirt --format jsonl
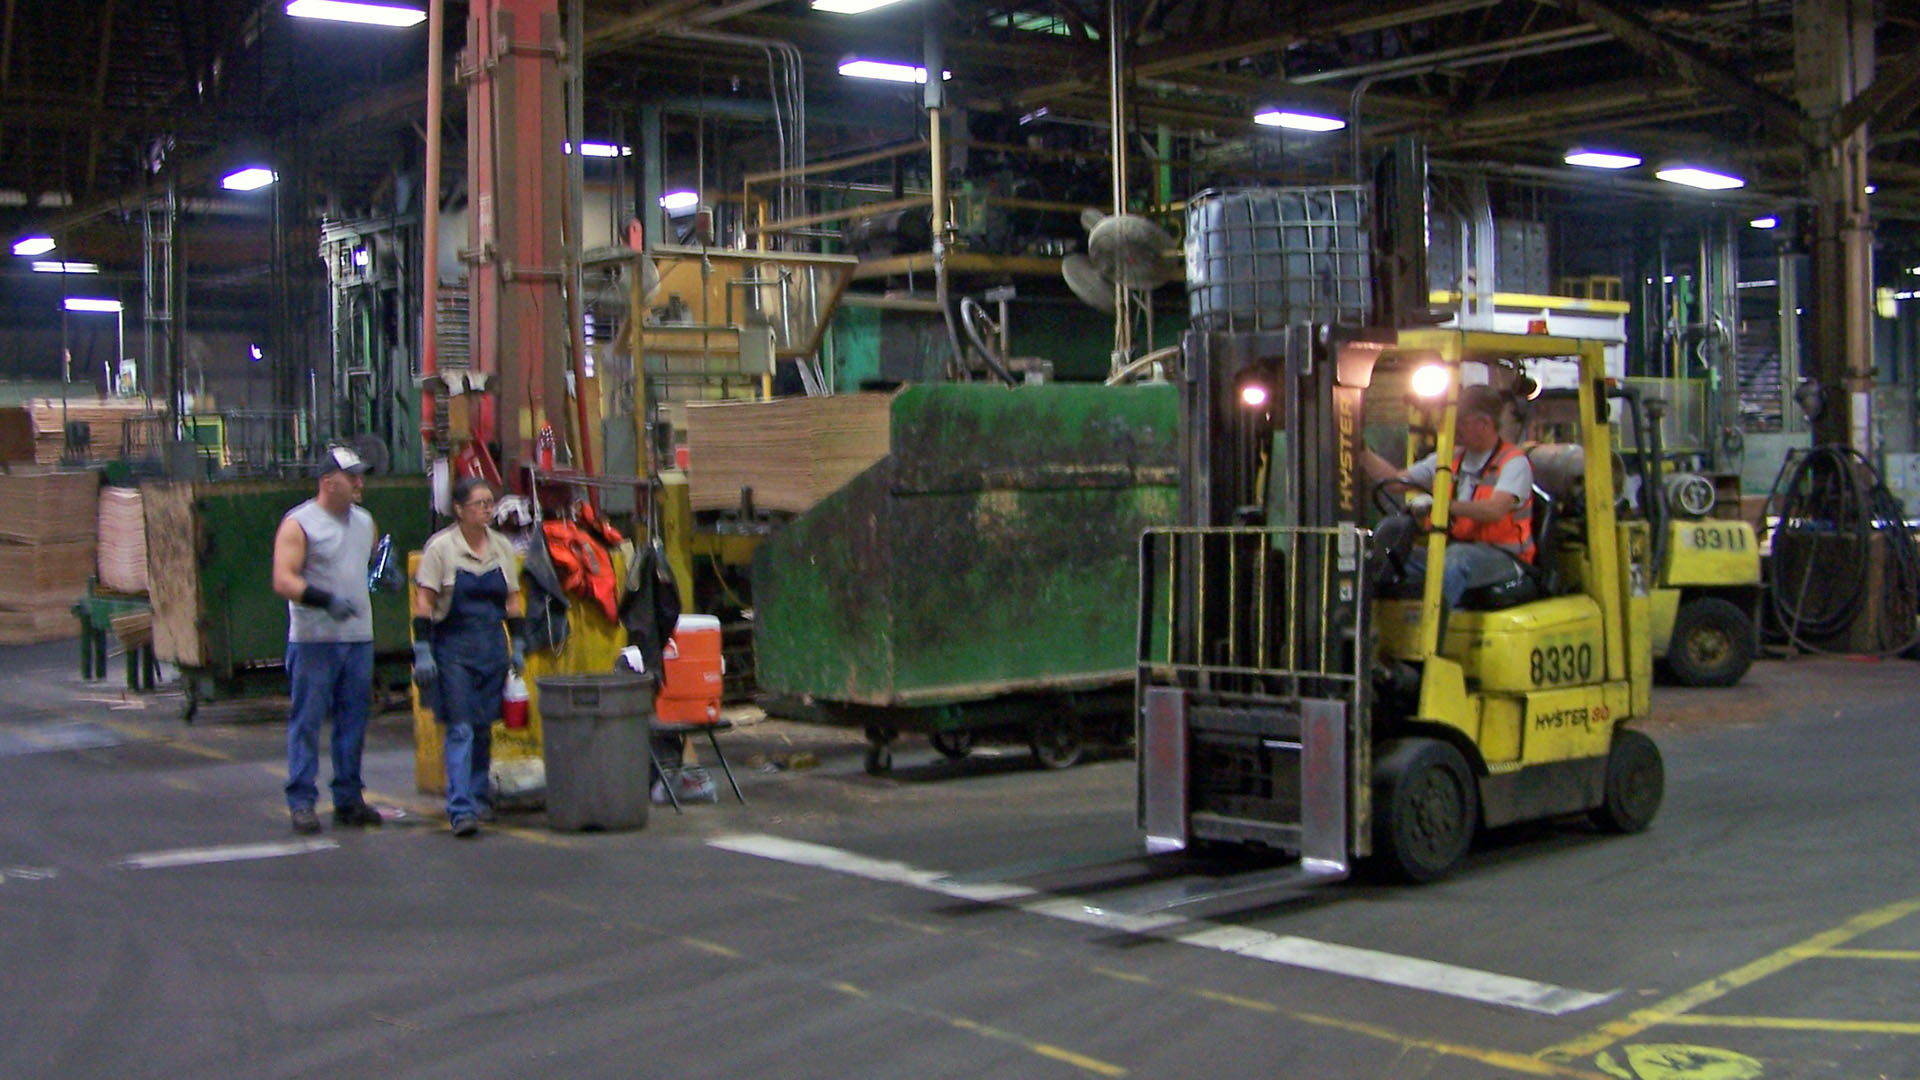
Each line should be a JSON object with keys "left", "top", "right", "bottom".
{"left": 271, "top": 446, "right": 385, "bottom": 834}
{"left": 1362, "top": 384, "right": 1534, "bottom": 609}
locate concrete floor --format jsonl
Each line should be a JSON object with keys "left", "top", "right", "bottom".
{"left": 0, "top": 641, "right": 1916, "bottom": 1080}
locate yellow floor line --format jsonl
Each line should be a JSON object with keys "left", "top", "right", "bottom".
{"left": 680, "top": 936, "right": 742, "bottom": 959}
{"left": 1536, "top": 894, "right": 1920, "bottom": 1062}
{"left": 1189, "top": 988, "right": 1281, "bottom": 1013}
{"left": 91, "top": 717, "right": 238, "bottom": 762}
{"left": 1656, "top": 1014, "right": 1920, "bottom": 1036}
{"left": 1294, "top": 1012, "right": 1610, "bottom": 1080}
{"left": 1821, "top": 948, "right": 1920, "bottom": 961}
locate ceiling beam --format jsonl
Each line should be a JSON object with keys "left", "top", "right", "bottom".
{"left": 1548, "top": 0, "right": 1811, "bottom": 147}
{"left": 1830, "top": 52, "right": 1920, "bottom": 142}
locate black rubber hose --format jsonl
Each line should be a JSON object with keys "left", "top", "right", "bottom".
{"left": 1763, "top": 445, "right": 1920, "bottom": 656}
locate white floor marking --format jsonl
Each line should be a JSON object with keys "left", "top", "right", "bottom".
{"left": 709, "top": 832, "right": 1616, "bottom": 1016}
{"left": 118, "top": 838, "right": 338, "bottom": 870}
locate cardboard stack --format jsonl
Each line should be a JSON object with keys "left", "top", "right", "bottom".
{"left": 0, "top": 468, "right": 99, "bottom": 643}
{"left": 97, "top": 486, "right": 148, "bottom": 595}
{"left": 684, "top": 394, "right": 895, "bottom": 514}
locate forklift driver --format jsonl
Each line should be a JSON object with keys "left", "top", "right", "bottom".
{"left": 1360, "top": 384, "right": 1534, "bottom": 608}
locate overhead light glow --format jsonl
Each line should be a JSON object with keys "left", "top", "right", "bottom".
{"left": 64, "top": 297, "right": 123, "bottom": 313}
{"left": 1410, "top": 364, "right": 1450, "bottom": 399}
{"left": 1749, "top": 216, "right": 1778, "bottom": 229}
{"left": 285, "top": 1, "right": 426, "bottom": 27}
{"left": 565, "top": 142, "right": 633, "bottom": 157}
{"left": 837, "top": 59, "right": 951, "bottom": 83}
{"left": 221, "top": 167, "right": 277, "bottom": 191}
{"left": 12, "top": 236, "right": 55, "bottom": 256}
{"left": 811, "top": 0, "right": 912, "bottom": 11}
{"left": 1564, "top": 150, "right": 1641, "bottom": 170}
{"left": 659, "top": 191, "right": 700, "bottom": 213}
{"left": 1253, "top": 109, "right": 1346, "bottom": 132}
{"left": 1908, "top": 265, "right": 1920, "bottom": 276}
{"left": 32, "top": 261, "right": 98, "bottom": 273}
{"left": 1655, "top": 166, "right": 1745, "bottom": 191}
{"left": 250, "top": 344, "right": 265, "bottom": 361}
{"left": 1865, "top": 185, "right": 1877, "bottom": 194}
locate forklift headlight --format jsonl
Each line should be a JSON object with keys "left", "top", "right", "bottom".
{"left": 1410, "top": 364, "right": 1450, "bottom": 399}
{"left": 1238, "top": 382, "right": 1271, "bottom": 409}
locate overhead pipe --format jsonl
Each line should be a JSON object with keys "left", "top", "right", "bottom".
{"left": 1108, "top": 0, "right": 1131, "bottom": 365}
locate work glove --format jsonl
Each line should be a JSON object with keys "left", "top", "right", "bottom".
{"left": 325, "top": 594, "right": 357, "bottom": 621}
{"left": 412, "top": 641, "right": 438, "bottom": 689}
{"left": 509, "top": 637, "right": 527, "bottom": 674}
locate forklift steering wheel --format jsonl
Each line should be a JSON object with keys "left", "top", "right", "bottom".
{"left": 1371, "top": 476, "right": 1432, "bottom": 520}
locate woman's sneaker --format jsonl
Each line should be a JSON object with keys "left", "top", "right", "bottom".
{"left": 451, "top": 815, "right": 480, "bottom": 838}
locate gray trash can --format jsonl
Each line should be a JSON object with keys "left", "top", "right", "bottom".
{"left": 537, "top": 674, "right": 654, "bottom": 831}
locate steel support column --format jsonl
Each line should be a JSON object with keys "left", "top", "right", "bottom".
{"left": 1796, "top": 0, "right": 1876, "bottom": 451}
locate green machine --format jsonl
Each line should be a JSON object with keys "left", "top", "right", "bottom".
{"left": 144, "top": 475, "right": 434, "bottom": 720}
{"left": 754, "top": 383, "right": 1178, "bottom": 774}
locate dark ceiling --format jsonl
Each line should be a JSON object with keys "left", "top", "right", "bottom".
{"left": 2, "top": 0, "right": 1917, "bottom": 282}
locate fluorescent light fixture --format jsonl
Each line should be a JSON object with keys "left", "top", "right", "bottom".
{"left": 64, "top": 297, "right": 122, "bottom": 313}
{"left": 32, "top": 261, "right": 98, "bottom": 273}
{"left": 285, "top": 1, "right": 426, "bottom": 27}
{"left": 1749, "top": 216, "right": 1778, "bottom": 229}
{"left": 250, "top": 344, "right": 265, "bottom": 361}
{"left": 659, "top": 191, "right": 699, "bottom": 213}
{"left": 1865, "top": 184, "right": 1877, "bottom": 194}
{"left": 1655, "top": 166, "right": 1745, "bottom": 191}
{"left": 1736, "top": 279, "right": 1778, "bottom": 290}
{"left": 1564, "top": 150, "right": 1641, "bottom": 170}
{"left": 12, "top": 236, "right": 55, "bottom": 256}
{"left": 811, "top": 0, "right": 912, "bottom": 12}
{"left": 221, "top": 167, "right": 277, "bottom": 191}
{"left": 1253, "top": 109, "right": 1346, "bottom": 132}
{"left": 1908, "top": 265, "right": 1920, "bottom": 275}
{"left": 564, "top": 142, "right": 633, "bottom": 158}
{"left": 837, "top": 59, "right": 949, "bottom": 83}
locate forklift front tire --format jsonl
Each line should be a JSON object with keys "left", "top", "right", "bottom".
{"left": 1371, "top": 737, "right": 1477, "bottom": 884}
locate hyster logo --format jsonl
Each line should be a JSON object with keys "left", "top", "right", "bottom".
{"left": 1532, "top": 706, "right": 1604, "bottom": 732}
{"left": 1337, "top": 393, "right": 1357, "bottom": 513}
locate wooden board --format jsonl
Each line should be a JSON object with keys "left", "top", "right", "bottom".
{"left": 23, "top": 398, "right": 162, "bottom": 464}
{"left": 0, "top": 408, "right": 33, "bottom": 463}
{"left": 0, "top": 540, "right": 97, "bottom": 607}
{"left": 141, "top": 481, "right": 204, "bottom": 667}
{"left": 0, "top": 468, "right": 99, "bottom": 543}
{"left": 684, "top": 394, "right": 894, "bottom": 514}
{"left": 0, "top": 603, "right": 77, "bottom": 644}
{"left": 97, "top": 487, "right": 147, "bottom": 595}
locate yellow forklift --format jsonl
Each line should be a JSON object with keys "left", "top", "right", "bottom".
{"left": 1137, "top": 327, "right": 1664, "bottom": 892}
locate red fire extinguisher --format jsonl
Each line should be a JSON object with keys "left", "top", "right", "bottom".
{"left": 501, "top": 671, "right": 529, "bottom": 730}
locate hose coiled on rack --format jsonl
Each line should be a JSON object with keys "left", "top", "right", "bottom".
{"left": 1762, "top": 445, "right": 1920, "bottom": 656}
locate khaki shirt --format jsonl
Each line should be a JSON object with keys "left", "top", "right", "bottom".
{"left": 415, "top": 525, "right": 521, "bottom": 623}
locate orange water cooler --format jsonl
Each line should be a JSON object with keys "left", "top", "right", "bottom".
{"left": 657, "top": 614, "right": 724, "bottom": 724}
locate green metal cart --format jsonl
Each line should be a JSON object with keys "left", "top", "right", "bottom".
{"left": 753, "top": 383, "right": 1178, "bottom": 773}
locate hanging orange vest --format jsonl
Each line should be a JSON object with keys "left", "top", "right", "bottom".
{"left": 541, "top": 519, "right": 620, "bottom": 622}
{"left": 1448, "top": 440, "right": 1534, "bottom": 562}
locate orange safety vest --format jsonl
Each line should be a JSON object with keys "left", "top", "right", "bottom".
{"left": 541, "top": 519, "right": 621, "bottom": 622}
{"left": 1448, "top": 439, "right": 1534, "bottom": 562}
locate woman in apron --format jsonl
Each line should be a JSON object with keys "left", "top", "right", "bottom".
{"left": 412, "top": 477, "right": 527, "bottom": 837}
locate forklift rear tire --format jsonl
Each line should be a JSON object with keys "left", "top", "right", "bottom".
{"left": 1662, "top": 597, "right": 1754, "bottom": 687}
{"left": 1588, "top": 728, "right": 1663, "bottom": 834}
{"left": 1371, "top": 738, "right": 1477, "bottom": 884}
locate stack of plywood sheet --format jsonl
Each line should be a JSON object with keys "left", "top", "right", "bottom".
{"left": 684, "top": 393, "right": 894, "bottom": 513}
{"left": 0, "top": 468, "right": 99, "bottom": 643}
{"left": 96, "top": 486, "right": 148, "bottom": 595}
{"left": 23, "top": 398, "right": 162, "bottom": 464}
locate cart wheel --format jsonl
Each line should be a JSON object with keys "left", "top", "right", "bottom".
{"left": 930, "top": 731, "right": 974, "bottom": 760}
{"left": 1029, "top": 714, "right": 1084, "bottom": 770}
{"left": 864, "top": 742, "right": 894, "bottom": 776}
{"left": 1589, "top": 728, "right": 1664, "bottom": 834}
{"left": 1371, "top": 737, "right": 1476, "bottom": 883}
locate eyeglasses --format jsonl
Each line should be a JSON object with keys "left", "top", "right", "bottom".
{"left": 460, "top": 498, "right": 497, "bottom": 509}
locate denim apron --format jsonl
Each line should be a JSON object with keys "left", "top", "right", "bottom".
{"left": 432, "top": 566, "right": 510, "bottom": 726}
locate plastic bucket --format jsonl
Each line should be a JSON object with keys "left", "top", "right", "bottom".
{"left": 658, "top": 614, "right": 723, "bottom": 725}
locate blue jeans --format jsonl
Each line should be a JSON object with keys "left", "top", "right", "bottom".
{"left": 1404, "top": 542, "right": 1525, "bottom": 608}
{"left": 441, "top": 720, "right": 493, "bottom": 821}
{"left": 285, "top": 641, "right": 374, "bottom": 811}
